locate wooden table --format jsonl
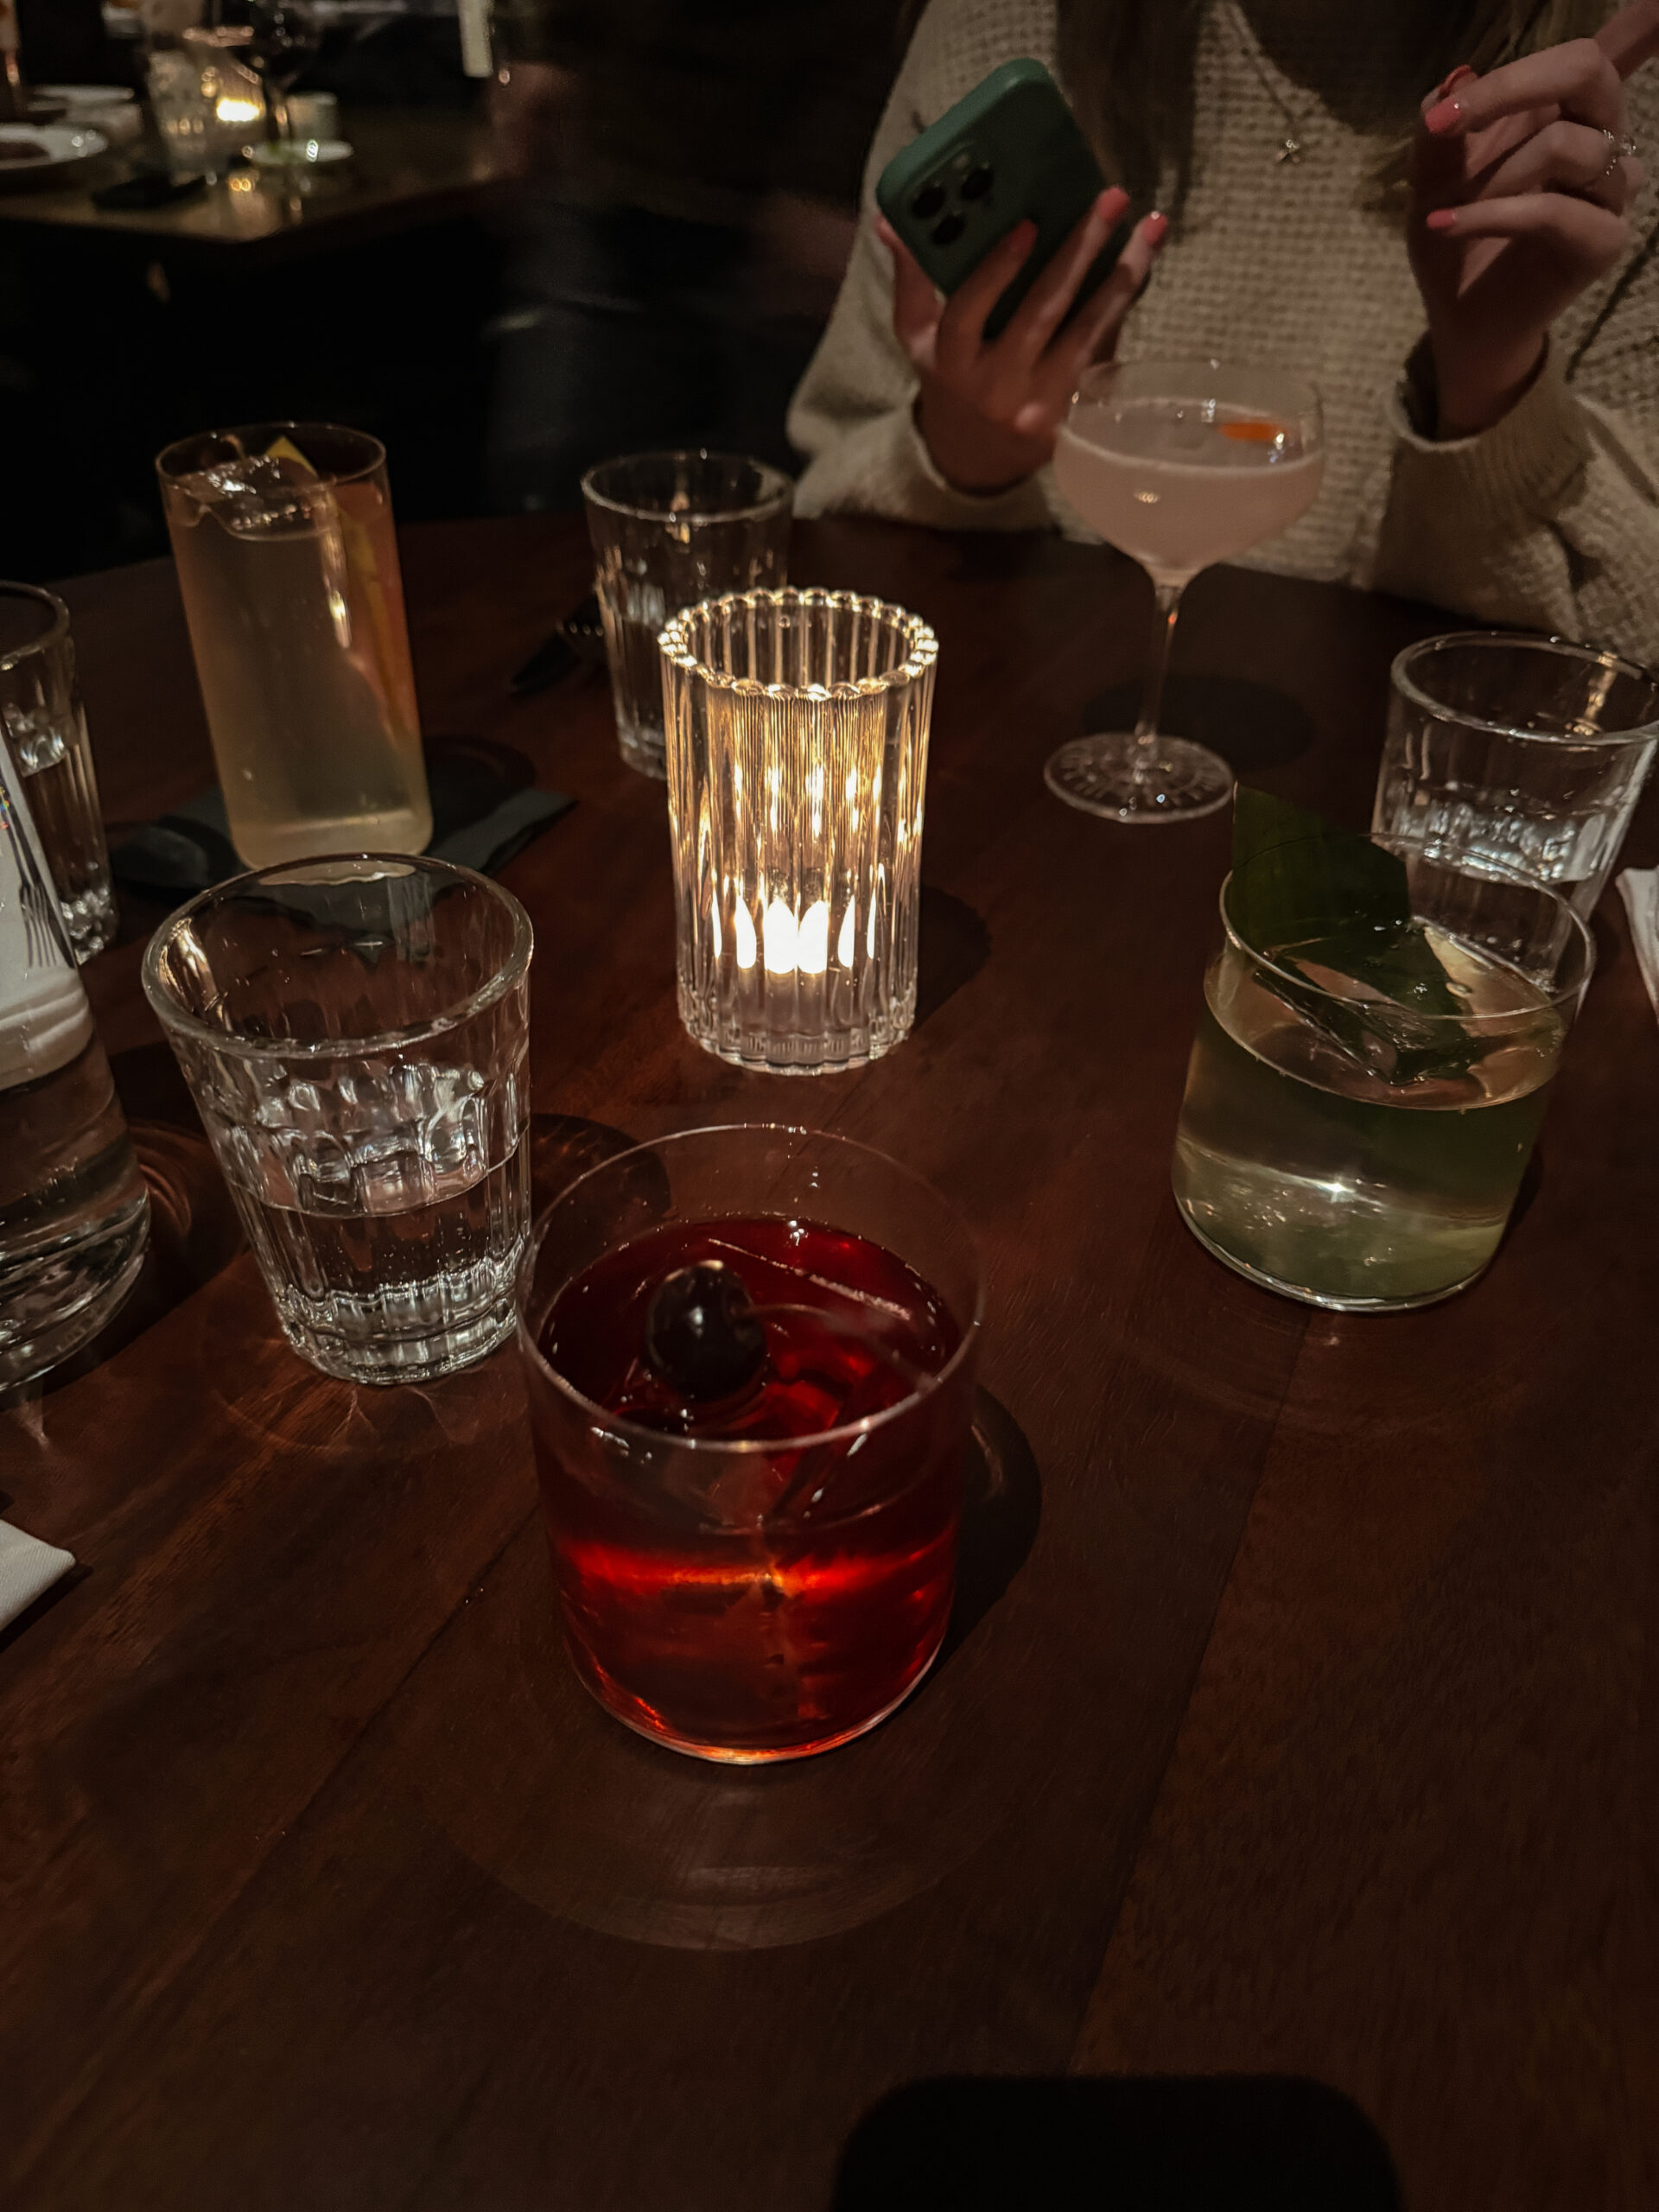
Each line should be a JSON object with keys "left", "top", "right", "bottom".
{"left": 4, "top": 517, "right": 1656, "bottom": 2210}
{"left": 0, "top": 107, "right": 510, "bottom": 263}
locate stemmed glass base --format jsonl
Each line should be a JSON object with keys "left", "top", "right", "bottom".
{"left": 1044, "top": 733, "right": 1234, "bottom": 823}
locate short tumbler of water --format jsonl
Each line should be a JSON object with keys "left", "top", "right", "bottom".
{"left": 1376, "top": 632, "right": 1659, "bottom": 918}
{"left": 660, "top": 588, "right": 938, "bottom": 1074}
{"left": 0, "top": 745, "right": 149, "bottom": 1388}
{"left": 143, "top": 856, "right": 532, "bottom": 1386}
{"left": 157, "top": 423, "right": 433, "bottom": 871}
{"left": 0, "top": 582, "right": 117, "bottom": 962}
{"left": 582, "top": 451, "right": 791, "bottom": 779}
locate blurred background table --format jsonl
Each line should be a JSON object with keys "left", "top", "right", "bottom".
{"left": 3, "top": 517, "right": 1656, "bottom": 2212}
{"left": 0, "top": 106, "right": 511, "bottom": 257}
{"left": 0, "top": 105, "right": 512, "bottom": 582}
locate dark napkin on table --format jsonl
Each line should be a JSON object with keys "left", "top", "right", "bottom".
{"left": 111, "top": 736, "right": 572, "bottom": 903}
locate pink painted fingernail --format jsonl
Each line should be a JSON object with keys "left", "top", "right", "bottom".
{"left": 1433, "top": 63, "right": 1477, "bottom": 99}
{"left": 1424, "top": 96, "right": 1466, "bottom": 136}
{"left": 1425, "top": 207, "right": 1459, "bottom": 232}
{"left": 1144, "top": 210, "right": 1170, "bottom": 245}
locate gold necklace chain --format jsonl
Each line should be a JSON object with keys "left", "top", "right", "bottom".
{"left": 1224, "top": 0, "right": 1314, "bottom": 166}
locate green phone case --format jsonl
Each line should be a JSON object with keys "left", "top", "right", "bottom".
{"left": 875, "top": 58, "right": 1124, "bottom": 342}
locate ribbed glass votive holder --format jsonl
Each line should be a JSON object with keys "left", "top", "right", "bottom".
{"left": 659, "top": 588, "right": 938, "bottom": 1075}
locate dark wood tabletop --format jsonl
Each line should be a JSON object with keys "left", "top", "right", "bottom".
{"left": 3, "top": 514, "right": 1656, "bottom": 2211}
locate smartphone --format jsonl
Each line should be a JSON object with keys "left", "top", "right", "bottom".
{"left": 876, "top": 58, "right": 1128, "bottom": 342}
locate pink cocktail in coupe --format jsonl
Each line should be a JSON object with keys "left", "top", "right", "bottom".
{"left": 1046, "top": 358, "right": 1325, "bottom": 826}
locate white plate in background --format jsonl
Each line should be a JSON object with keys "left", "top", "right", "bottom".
{"left": 0, "top": 125, "right": 110, "bottom": 188}
{"left": 37, "top": 85, "right": 138, "bottom": 108}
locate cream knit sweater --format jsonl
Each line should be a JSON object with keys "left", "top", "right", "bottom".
{"left": 788, "top": 0, "right": 1659, "bottom": 663}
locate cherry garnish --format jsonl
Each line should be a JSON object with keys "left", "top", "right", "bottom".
{"left": 642, "top": 1261, "right": 767, "bottom": 1402}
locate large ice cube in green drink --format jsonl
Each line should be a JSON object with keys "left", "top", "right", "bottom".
{"left": 1171, "top": 800, "right": 1591, "bottom": 1312}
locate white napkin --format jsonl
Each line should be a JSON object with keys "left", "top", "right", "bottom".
{"left": 1616, "top": 869, "right": 1659, "bottom": 1027}
{"left": 0, "top": 1520, "right": 75, "bottom": 1632}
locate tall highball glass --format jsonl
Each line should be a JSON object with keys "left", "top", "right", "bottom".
{"left": 582, "top": 450, "right": 791, "bottom": 778}
{"left": 157, "top": 422, "right": 433, "bottom": 871}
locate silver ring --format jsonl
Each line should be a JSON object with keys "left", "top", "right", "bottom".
{"left": 1596, "top": 127, "right": 1639, "bottom": 184}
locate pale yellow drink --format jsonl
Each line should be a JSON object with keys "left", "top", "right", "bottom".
{"left": 160, "top": 426, "right": 432, "bottom": 868}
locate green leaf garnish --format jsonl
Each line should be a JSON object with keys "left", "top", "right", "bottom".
{"left": 1226, "top": 788, "right": 1473, "bottom": 1081}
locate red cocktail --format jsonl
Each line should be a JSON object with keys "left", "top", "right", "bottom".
{"left": 518, "top": 1128, "right": 981, "bottom": 1761}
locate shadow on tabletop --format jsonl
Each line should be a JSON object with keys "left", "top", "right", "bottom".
{"left": 391, "top": 1389, "right": 1045, "bottom": 1949}
{"left": 938, "top": 1387, "right": 1040, "bottom": 1664}
{"left": 1081, "top": 676, "right": 1315, "bottom": 774}
{"left": 832, "top": 2076, "right": 1400, "bottom": 2211}
{"left": 916, "top": 887, "right": 992, "bottom": 1032}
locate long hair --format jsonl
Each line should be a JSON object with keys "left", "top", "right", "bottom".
{"left": 1055, "top": 0, "right": 1612, "bottom": 214}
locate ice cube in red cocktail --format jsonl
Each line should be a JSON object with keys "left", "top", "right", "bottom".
{"left": 524, "top": 1210, "right": 976, "bottom": 1761}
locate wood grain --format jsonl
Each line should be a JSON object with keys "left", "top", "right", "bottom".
{"left": 2, "top": 517, "right": 1654, "bottom": 2210}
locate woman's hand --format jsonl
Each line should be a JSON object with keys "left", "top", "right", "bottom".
{"left": 1408, "top": 11, "right": 1655, "bottom": 437}
{"left": 878, "top": 190, "right": 1169, "bottom": 493}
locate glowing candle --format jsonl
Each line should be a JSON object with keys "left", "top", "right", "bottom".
{"left": 660, "top": 588, "right": 938, "bottom": 1074}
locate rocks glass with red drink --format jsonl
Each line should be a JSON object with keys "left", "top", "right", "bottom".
{"left": 518, "top": 1125, "right": 982, "bottom": 1762}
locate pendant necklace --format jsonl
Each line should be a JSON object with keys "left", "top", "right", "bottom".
{"left": 1225, "top": 0, "right": 1313, "bottom": 166}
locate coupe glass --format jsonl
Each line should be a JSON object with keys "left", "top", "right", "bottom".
{"left": 1045, "top": 359, "right": 1325, "bottom": 824}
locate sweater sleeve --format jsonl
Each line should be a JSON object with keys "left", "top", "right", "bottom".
{"left": 1371, "top": 198, "right": 1659, "bottom": 666}
{"left": 786, "top": 0, "right": 1058, "bottom": 533}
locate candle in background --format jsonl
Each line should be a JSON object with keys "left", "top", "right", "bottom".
{"left": 660, "top": 588, "right": 938, "bottom": 1075}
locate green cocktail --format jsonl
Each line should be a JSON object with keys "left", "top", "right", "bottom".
{"left": 1173, "top": 834, "right": 1592, "bottom": 1311}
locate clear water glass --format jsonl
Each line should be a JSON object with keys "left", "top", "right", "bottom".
{"left": 146, "top": 48, "right": 215, "bottom": 178}
{"left": 1375, "top": 632, "right": 1659, "bottom": 918}
{"left": 0, "top": 583, "right": 117, "bottom": 963}
{"left": 660, "top": 588, "right": 938, "bottom": 1074}
{"left": 143, "top": 856, "right": 532, "bottom": 1385}
{"left": 0, "top": 743, "right": 148, "bottom": 1387}
{"left": 582, "top": 450, "right": 791, "bottom": 779}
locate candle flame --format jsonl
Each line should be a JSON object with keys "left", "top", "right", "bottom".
{"left": 734, "top": 899, "right": 758, "bottom": 970}
{"left": 763, "top": 899, "right": 797, "bottom": 975}
{"left": 796, "top": 900, "right": 830, "bottom": 976}
{"left": 836, "top": 901, "right": 855, "bottom": 969}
